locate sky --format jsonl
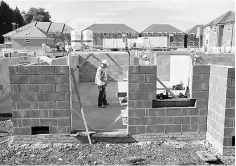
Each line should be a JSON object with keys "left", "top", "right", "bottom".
{"left": 5, "top": 0, "right": 236, "bottom": 32}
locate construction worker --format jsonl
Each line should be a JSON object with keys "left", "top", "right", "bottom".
{"left": 95, "top": 59, "right": 110, "bottom": 108}
{"left": 142, "top": 55, "right": 150, "bottom": 65}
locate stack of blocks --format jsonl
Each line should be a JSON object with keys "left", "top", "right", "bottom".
{"left": 9, "top": 65, "right": 71, "bottom": 135}
{"left": 128, "top": 65, "right": 208, "bottom": 135}
{"left": 206, "top": 65, "right": 235, "bottom": 156}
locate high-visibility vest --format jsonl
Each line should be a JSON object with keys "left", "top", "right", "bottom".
{"left": 95, "top": 66, "right": 107, "bottom": 86}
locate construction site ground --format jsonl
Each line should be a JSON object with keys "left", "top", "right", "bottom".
{"left": 0, "top": 119, "right": 235, "bottom": 165}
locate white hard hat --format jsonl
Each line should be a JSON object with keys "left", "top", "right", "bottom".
{"left": 101, "top": 59, "right": 109, "bottom": 66}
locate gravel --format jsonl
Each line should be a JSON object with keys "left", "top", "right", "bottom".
{"left": 0, "top": 120, "right": 235, "bottom": 165}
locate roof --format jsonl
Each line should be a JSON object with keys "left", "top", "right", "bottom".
{"left": 206, "top": 11, "right": 235, "bottom": 26}
{"left": 11, "top": 26, "right": 52, "bottom": 39}
{"left": 141, "top": 24, "right": 184, "bottom": 33}
{"left": 3, "top": 22, "right": 74, "bottom": 37}
{"left": 186, "top": 25, "right": 204, "bottom": 34}
{"left": 83, "top": 24, "right": 139, "bottom": 33}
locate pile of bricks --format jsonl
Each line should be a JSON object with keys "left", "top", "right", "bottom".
{"left": 9, "top": 65, "right": 71, "bottom": 136}
{"left": 207, "top": 65, "right": 235, "bottom": 156}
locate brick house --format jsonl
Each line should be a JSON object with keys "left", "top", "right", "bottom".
{"left": 186, "top": 25, "right": 204, "bottom": 48}
{"left": 140, "top": 24, "right": 185, "bottom": 48}
{"left": 202, "top": 11, "right": 235, "bottom": 53}
{"left": 83, "top": 24, "right": 139, "bottom": 47}
{"left": 2, "top": 22, "right": 73, "bottom": 50}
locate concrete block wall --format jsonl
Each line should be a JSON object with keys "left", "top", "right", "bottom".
{"left": 206, "top": 65, "right": 235, "bottom": 156}
{"left": 9, "top": 65, "right": 71, "bottom": 135}
{"left": 128, "top": 65, "right": 209, "bottom": 135}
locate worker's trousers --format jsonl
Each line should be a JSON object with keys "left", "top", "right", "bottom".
{"left": 98, "top": 85, "right": 108, "bottom": 107}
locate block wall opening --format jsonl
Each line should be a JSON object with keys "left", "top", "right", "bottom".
{"left": 31, "top": 126, "right": 49, "bottom": 135}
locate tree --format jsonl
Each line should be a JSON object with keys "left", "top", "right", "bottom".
{"left": 0, "top": 0, "right": 14, "bottom": 43}
{"left": 24, "top": 7, "right": 51, "bottom": 24}
{"left": 13, "top": 7, "right": 24, "bottom": 28}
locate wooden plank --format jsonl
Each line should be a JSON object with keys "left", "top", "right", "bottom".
{"left": 79, "top": 53, "right": 93, "bottom": 67}
{"left": 156, "top": 77, "right": 177, "bottom": 98}
{"left": 71, "top": 68, "right": 92, "bottom": 145}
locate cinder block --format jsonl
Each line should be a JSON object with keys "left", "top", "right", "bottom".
{"left": 55, "top": 66, "right": 69, "bottom": 75}
{"left": 56, "top": 101, "right": 70, "bottom": 109}
{"left": 228, "top": 68, "right": 235, "bottom": 78}
{"left": 58, "top": 118, "right": 70, "bottom": 126}
{"left": 192, "top": 91, "right": 209, "bottom": 99}
{"left": 65, "top": 92, "right": 70, "bottom": 101}
{"left": 12, "top": 119, "right": 17, "bottom": 127}
{"left": 129, "top": 66, "right": 140, "bottom": 74}
{"left": 226, "top": 88, "right": 235, "bottom": 98}
{"left": 55, "top": 75, "right": 69, "bottom": 84}
{"left": 31, "top": 110, "right": 49, "bottom": 118}
{"left": 149, "top": 108, "right": 165, "bottom": 116}
{"left": 165, "top": 117, "right": 174, "bottom": 124}
{"left": 18, "top": 66, "right": 37, "bottom": 74}
{"left": 28, "top": 75, "right": 45, "bottom": 84}
{"left": 166, "top": 108, "right": 183, "bottom": 116}
{"left": 66, "top": 127, "right": 71, "bottom": 134}
{"left": 47, "top": 92, "right": 65, "bottom": 101}
{"left": 139, "top": 83, "right": 156, "bottom": 92}
{"left": 27, "top": 93, "right": 47, "bottom": 101}
{"left": 128, "top": 100, "right": 152, "bottom": 108}
{"left": 146, "top": 125, "right": 164, "bottom": 133}
{"left": 224, "top": 118, "right": 235, "bottom": 127}
{"left": 198, "top": 108, "right": 208, "bottom": 115}
{"left": 49, "top": 109, "right": 70, "bottom": 118}
{"left": 37, "top": 66, "right": 54, "bottom": 75}
{"left": 13, "top": 127, "right": 31, "bottom": 135}
{"left": 128, "top": 125, "right": 145, "bottom": 134}
{"left": 225, "top": 109, "right": 235, "bottom": 118}
{"left": 56, "top": 84, "right": 70, "bottom": 92}
{"left": 183, "top": 108, "right": 198, "bottom": 116}
{"left": 22, "top": 119, "right": 31, "bottom": 127}
{"left": 9, "top": 66, "right": 17, "bottom": 75}
{"left": 10, "top": 75, "right": 28, "bottom": 84}
{"left": 57, "top": 126, "right": 67, "bottom": 134}
{"left": 12, "top": 110, "right": 30, "bottom": 118}
{"left": 193, "top": 65, "right": 210, "bottom": 74}
{"left": 50, "top": 126, "right": 57, "bottom": 134}
{"left": 38, "top": 84, "right": 55, "bottom": 93}
{"left": 145, "top": 74, "right": 156, "bottom": 83}
{"left": 129, "top": 118, "right": 142, "bottom": 125}
{"left": 192, "top": 83, "right": 209, "bottom": 91}
{"left": 139, "top": 66, "right": 157, "bottom": 74}
{"left": 20, "top": 101, "right": 38, "bottom": 109}
{"left": 198, "top": 124, "right": 207, "bottom": 132}
{"left": 196, "top": 99, "right": 208, "bottom": 108}
{"left": 128, "top": 83, "right": 140, "bottom": 92}
{"left": 129, "top": 74, "right": 145, "bottom": 83}
{"left": 20, "top": 84, "right": 38, "bottom": 93}
{"left": 154, "top": 117, "right": 166, "bottom": 124}
{"left": 165, "top": 125, "right": 181, "bottom": 133}
{"left": 128, "top": 92, "right": 145, "bottom": 100}
{"left": 40, "top": 118, "right": 58, "bottom": 126}
{"left": 11, "top": 84, "right": 20, "bottom": 93}
{"left": 191, "top": 116, "right": 207, "bottom": 124}
{"left": 224, "top": 127, "right": 234, "bottom": 137}
{"left": 145, "top": 92, "right": 156, "bottom": 100}
{"left": 174, "top": 117, "right": 190, "bottom": 124}
{"left": 192, "top": 74, "right": 210, "bottom": 83}
{"left": 128, "top": 109, "right": 146, "bottom": 118}
{"left": 182, "top": 124, "right": 198, "bottom": 132}
{"left": 45, "top": 75, "right": 56, "bottom": 84}
{"left": 30, "top": 119, "right": 40, "bottom": 126}
{"left": 11, "top": 93, "right": 27, "bottom": 102}
{"left": 38, "top": 101, "right": 56, "bottom": 109}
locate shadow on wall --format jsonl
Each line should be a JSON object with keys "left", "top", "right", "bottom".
{"left": 79, "top": 56, "right": 117, "bottom": 82}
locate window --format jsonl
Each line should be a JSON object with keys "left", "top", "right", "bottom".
{"left": 163, "top": 32, "right": 167, "bottom": 36}
{"left": 172, "top": 32, "right": 176, "bottom": 36}
{"left": 25, "top": 39, "right": 29, "bottom": 44}
{"left": 149, "top": 33, "right": 153, "bottom": 37}
{"left": 190, "top": 33, "right": 194, "bottom": 36}
{"left": 178, "top": 32, "right": 183, "bottom": 36}
{"left": 213, "top": 27, "right": 217, "bottom": 33}
{"left": 196, "top": 41, "right": 199, "bottom": 45}
{"left": 227, "top": 25, "right": 231, "bottom": 32}
{"left": 158, "top": 32, "right": 162, "bottom": 36}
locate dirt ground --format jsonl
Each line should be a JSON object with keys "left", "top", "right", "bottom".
{"left": 0, "top": 120, "right": 235, "bottom": 165}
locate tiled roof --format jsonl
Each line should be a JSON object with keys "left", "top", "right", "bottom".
{"left": 3, "top": 22, "right": 73, "bottom": 37}
{"left": 11, "top": 26, "right": 52, "bottom": 38}
{"left": 186, "top": 25, "right": 204, "bottom": 34}
{"left": 83, "top": 24, "right": 138, "bottom": 33}
{"left": 141, "top": 24, "right": 184, "bottom": 33}
{"left": 206, "top": 11, "right": 235, "bottom": 26}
